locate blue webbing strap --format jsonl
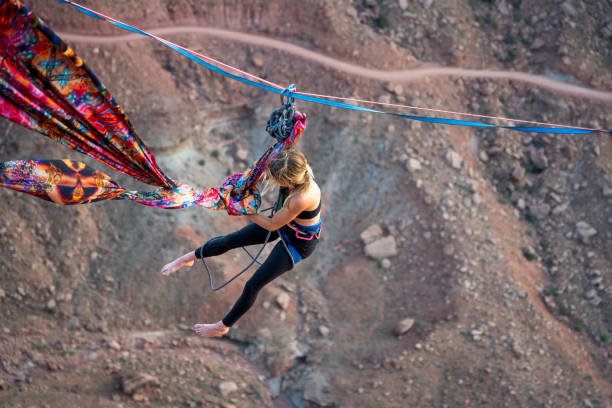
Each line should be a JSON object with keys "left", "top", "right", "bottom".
{"left": 57, "top": 0, "right": 610, "bottom": 135}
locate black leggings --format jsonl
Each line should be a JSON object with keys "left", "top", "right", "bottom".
{"left": 195, "top": 223, "right": 314, "bottom": 327}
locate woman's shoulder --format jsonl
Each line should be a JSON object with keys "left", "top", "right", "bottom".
{"left": 290, "top": 183, "right": 319, "bottom": 208}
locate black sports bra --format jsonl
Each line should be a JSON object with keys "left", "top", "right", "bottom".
{"left": 280, "top": 187, "right": 321, "bottom": 219}
{"left": 297, "top": 199, "right": 321, "bottom": 219}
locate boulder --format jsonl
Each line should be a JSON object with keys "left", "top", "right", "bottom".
{"left": 121, "top": 371, "right": 159, "bottom": 398}
{"left": 529, "top": 147, "right": 548, "bottom": 170}
{"left": 360, "top": 224, "right": 383, "bottom": 245}
{"left": 406, "top": 158, "right": 422, "bottom": 172}
{"left": 275, "top": 292, "right": 291, "bottom": 310}
{"left": 365, "top": 236, "right": 398, "bottom": 259}
{"left": 445, "top": 150, "right": 463, "bottom": 170}
{"left": 576, "top": 221, "right": 597, "bottom": 238}
{"left": 394, "top": 318, "right": 415, "bottom": 336}
{"left": 218, "top": 381, "right": 238, "bottom": 398}
{"left": 303, "top": 372, "right": 335, "bottom": 407}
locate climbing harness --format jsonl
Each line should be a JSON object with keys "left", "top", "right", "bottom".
{"left": 290, "top": 220, "right": 322, "bottom": 240}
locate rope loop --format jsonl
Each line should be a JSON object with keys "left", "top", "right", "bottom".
{"left": 280, "top": 84, "right": 296, "bottom": 105}
{"left": 266, "top": 85, "right": 297, "bottom": 143}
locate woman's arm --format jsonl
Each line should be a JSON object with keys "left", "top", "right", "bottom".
{"left": 245, "top": 197, "right": 306, "bottom": 231}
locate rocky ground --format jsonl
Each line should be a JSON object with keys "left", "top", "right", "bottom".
{"left": 1, "top": 0, "right": 611, "bottom": 407}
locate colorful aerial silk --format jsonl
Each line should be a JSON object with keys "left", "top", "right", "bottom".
{"left": 0, "top": 0, "right": 305, "bottom": 213}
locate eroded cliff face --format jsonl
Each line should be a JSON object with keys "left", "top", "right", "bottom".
{"left": 1, "top": 1, "right": 611, "bottom": 407}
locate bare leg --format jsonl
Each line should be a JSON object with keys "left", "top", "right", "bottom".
{"left": 161, "top": 251, "right": 196, "bottom": 276}
{"left": 193, "top": 321, "right": 229, "bottom": 338}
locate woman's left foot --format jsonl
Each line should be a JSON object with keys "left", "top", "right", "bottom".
{"left": 161, "top": 256, "right": 194, "bottom": 276}
{"left": 194, "top": 321, "right": 229, "bottom": 338}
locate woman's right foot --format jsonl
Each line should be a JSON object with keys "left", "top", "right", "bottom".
{"left": 193, "top": 321, "right": 229, "bottom": 338}
{"left": 161, "top": 256, "right": 194, "bottom": 276}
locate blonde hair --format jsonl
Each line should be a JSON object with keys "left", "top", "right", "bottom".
{"left": 264, "top": 148, "right": 313, "bottom": 207}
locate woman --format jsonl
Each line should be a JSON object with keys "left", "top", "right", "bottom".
{"left": 161, "top": 148, "right": 321, "bottom": 338}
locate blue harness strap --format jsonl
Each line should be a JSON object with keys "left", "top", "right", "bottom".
{"left": 280, "top": 233, "right": 303, "bottom": 265}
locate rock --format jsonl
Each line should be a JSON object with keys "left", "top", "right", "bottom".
{"left": 497, "top": 2, "right": 510, "bottom": 16}
{"left": 365, "top": 236, "right": 398, "bottom": 259}
{"left": 521, "top": 246, "right": 537, "bottom": 261}
{"left": 445, "top": 150, "right": 463, "bottom": 170}
{"left": 267, "top": 377, "right": 281, "bottom": 398}
{"left": 394, "top": 318, "right": 415, "bottom": 336}
{"left": 121, "top": 372, "right": 160, "bottom": 396}
{"left": 218, "top": 381, "right": 238, "bottom": 398}
{"left": 576, "top": 221, "right": 597, "bottom": 238}
{"left": 319, "top": 325, "right": 330, "bottom": 337}
{"left": 381, "top": 259, "right": 391, "bottom": 269}
{"left": 303, "top": 372, "right": 334, "bottom": 407}
{"left": 479, "top": 151, "right": 489, "bottom": 162}
{"left": 552, "top": 204, "right": 568, "bottom": 215}
{"left": 511, "top": 342, "right": 523, "bottom": 359}
{"left": 45, "top": 298, "right": 56, "bottom": 312}
{"left": 236, "top": 148, "right": 248, "bottom": 161}
{"left": 531, "top": 38, "right": 545, "bottom": 50}
{"left": 528, "top": 201, "right": 550, "bottom": 220}
{"left": 585, "top": 289, "right": 597, "bottom": 299}
{"left": 529, "top": 147, "right": 548, "bottom": 170}
{"left": 108, "top": 340, "right": 121, "bottom": 351}
{"left": 398, "top": 0, "right": 408, "bottom": 10}
{"left": 384, "top": 83, "right": 403, "bottom": 96}
{"left": 275, "top": 292, "right": 291, "bottom": 310}
{"left": 406, "top": 158, "right": 422, "bottom": 171}
{"left": 589, "top": 296, "right": 602, "bottom": 306}
{"left": 345, "top": 7, "right": 357, "bottom": 18}
{"left": 472, "top": 193, "right": 482, "bottom": 206}
{"left": 360, "top": 224, "right": 383, "bottom": 245}
{"left": 560, "top": 2, "right": 577, "bottom": 16}
{"left": 470, "top": 329, "right": 483, "bottom": 341}
{"left": 68, "top": 316, "right": 79, "bottom": 329}
{"left": 266, "top": 350, "right": 293, "bottom": 377}
{"left": 510, "top": 163, "right": 526, "bottom": 183}
{"left": 17, "top": 286, "right": 25, "bottom": 297}
{"left": 603, "top": 184, "right": 612, "bottom": 197}
{"left": 251, "top": 55, "right": 264, "bottom": 68}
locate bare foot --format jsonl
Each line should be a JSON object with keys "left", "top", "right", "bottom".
{"left": 193, "top": 321, "right": 229, "bottom": 338}
{"left": 161, "top": 253, "right": 195, "bottom": 276}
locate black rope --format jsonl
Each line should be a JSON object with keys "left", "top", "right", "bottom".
{"left": 265, "top": 102, "right": 296, "bottom": 143}
{"left": 265, "top": 84, "right": 298, "bottom": 143}
{"left": 201, "top": 230, "right": 272, "bottom": 291}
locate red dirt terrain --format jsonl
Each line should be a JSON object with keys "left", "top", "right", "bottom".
{"left": 1, "top": 1, "right": 611, "bottom": 407}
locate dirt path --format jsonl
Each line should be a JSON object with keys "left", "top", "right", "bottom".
{"left": 58, "top": 26, "right": 612, "bottom": 102}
